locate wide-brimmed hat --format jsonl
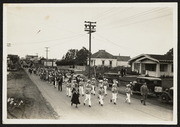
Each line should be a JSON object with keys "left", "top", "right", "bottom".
{"left": 126, "top": 84, "right": 131, "bottom": 87}
{"left": 99, "top": 80, "right": 103, "bottom": 83}
{"left": 112, "top": 84, "right": 117, "bottom": 87}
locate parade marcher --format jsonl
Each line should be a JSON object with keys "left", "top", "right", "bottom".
{"left": 98, "top": 85, "right": 105, "bottom": 106}
{"left": 57, "top": 74, "right": 63, "bottom": 91}
{"left": 110, "top": 80, "right": 118, "bottom": 105}
{"left": 91, "top": 78, "right": 96, "bottom": 95}
{"left": 66, "top": 79, "right": 72, "bottom": 97}
{"left": 125, "top": 83, "right": 133, "bottom": 104}
{"left": 140, "top": 82, "right": 149, "bottom": 105}
{"left": 53, "top": 74, "right": 56, "bottom": 88}
{"left": 28, "top": 68, "right": 32, "bottom": 75}
{"left": 79, "top": 78, "right": 85, "bottom": 96}
{"left": 98, "top": 80, "right": 104, "bottom": 98}
{"left": 71, "top": 83, "right": 80, "bottom": 108}
{"left": 84, "top": 80, "right": 92, "bottom": 107}
{"left": 103, "top": 78, "right": 109, "bottom": 96}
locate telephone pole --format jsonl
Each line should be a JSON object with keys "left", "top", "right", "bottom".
{"left": 84, "top": 21, "right": 96, "bottom": 79}
{"left": 45, "top": 47, "right": 49, "bottom": 67}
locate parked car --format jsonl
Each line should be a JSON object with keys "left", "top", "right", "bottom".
{"left": 160, "top": 87, "right": 173, "bottom": 103}
{"left": 132, "top": 76, "right": 163, "bottom": 96}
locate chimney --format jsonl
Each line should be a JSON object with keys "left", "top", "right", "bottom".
{"left": 119, "top": 53, "right": 120, "bottom": 56}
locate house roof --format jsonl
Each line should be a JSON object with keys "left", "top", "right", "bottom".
{"left": 147, "top": 54, "right": 173, "bottom": 61}
{"left": 116, "top": 56, "right": 131, "bottom": 61}
{"left": 26, "top": 55, "right": 38, "bottom": 58}
{"left": 91, "top": 50, "right": 115, "bottom": 59}
{"left": 128, "top": 54, "right": 173, "bottom": 64}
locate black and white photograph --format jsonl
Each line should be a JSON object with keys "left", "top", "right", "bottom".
{"left": 3, "top": 3, "right": 177, "bottom": 124}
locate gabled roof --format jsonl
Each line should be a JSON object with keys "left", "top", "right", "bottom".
{"left": 147, "top": 54, "right": 173, "bottom": 61}
{"left": 128, "top": 54, "right": 173, "bottom": 64}
{"left": 116, "top": 56, "right": 131, "bottom": 61}
{"left": 91, "top": 50, "right": 116, "bottom": 59}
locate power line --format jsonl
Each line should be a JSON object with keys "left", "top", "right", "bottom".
{"left": 14, "top": 33, "right": 85, "bottom": 45}
{"left": 106, "top": 13, "right": 172, "bottom": 31}
{"left": 92, "top": 8, "right": 117, "bottom": 21}
{"left": 96, "top": 7, "right": 133, "bottom": 22}
{"left": 7, "top": 11, "right": 84, "bottom": 37}
{"left": 98, "top": 8, "right": 171, "bottom": 31}
{"left": 95, "top": 33, "right": 142, "bottom": 54}
{"left": 49, "top": 33, "right": 86, "bottom": 47}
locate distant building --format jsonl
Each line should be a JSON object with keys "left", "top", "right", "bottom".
{"left": 25, "top": 55, "right": 38, "bottom": 61}
{"left": 89, "top": 50, "right": 130, "bottom": 67}
{"left": 116, "top": 55, "right": 131, "bottom": 67}
{"left": 44, "top": 59, "right": 57, "bottom": 67}
{"left": 128, "top": 54, "right": 173, "bottom": 77}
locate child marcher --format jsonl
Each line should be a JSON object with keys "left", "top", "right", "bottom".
{"left": 103, "top": 78, "right": 109, "bottom": 96}
{"left": 98, "top": 85, "right": 105, "bottom": 106}
{"left": 84, "top": 80, "right": 92, "bottom": 107}
{"left": 110, "top": 80, "right": 118, "bottom": 105}
{"left": 91, "top": 78, "right": 96, "bottom": 95}
{"left": 71, "top": 83, "right": 80, "bottom": 108}
{"left": 125, "top": 83, "right": 133, "bottom": 104}
{"left": 79, "top": 78, "right": 85, "bottom": 96}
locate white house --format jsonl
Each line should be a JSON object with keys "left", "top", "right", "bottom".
{"left": 89, "top": 50, "right": 130, "bottom": 67}
{"left": 128, "top": 54, "right": 173, "bottom": 77}
{"left": 44, "top": 59, "right": 57, "bottom": 67}
{"left": 116, "top": 56, "right": 131, "bottom": 67}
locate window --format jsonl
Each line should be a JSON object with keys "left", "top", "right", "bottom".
{"left": 102, "top": 60, "right": 105, "bottom": 66}
{"left": 145, "top": 64, "right": 156, "bottom": 71}
{"left": 160, "top": 64, "right": 168, "bottom": 72}
{"left": 134, "top": 63, "right": 140, "bottom": 70}
{"left": 90, "top": 60, "right": 93, "bottom": 65}
{"left": 109, "top": 61, "right": 112, "bottom": 67}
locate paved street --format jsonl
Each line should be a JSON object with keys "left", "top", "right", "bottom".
{"left": 26, "top": 70, "right": 173, "bottom": 123}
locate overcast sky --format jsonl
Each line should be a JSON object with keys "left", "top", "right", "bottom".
{"left": 4, "top": 3, "right": 177, "bottom": 59}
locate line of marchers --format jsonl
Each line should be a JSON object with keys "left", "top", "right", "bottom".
{"left": 7, "top": 47, "right": 173, "bottom": 105}
{"left": 16, "top": 47, "right": 173, "bottom": 78}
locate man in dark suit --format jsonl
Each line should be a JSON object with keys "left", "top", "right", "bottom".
{"left": 58, "top": 74, "right": 63, "bottom": 91}
{"left": 140, "top": 82, "right": 149, "bottom": 105}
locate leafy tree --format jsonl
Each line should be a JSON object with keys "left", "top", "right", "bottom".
{"left": 56, "top": 47, "right": 90, "bottom": 66}
{"left": 64, "top": 49, "right": 78, "bottom": 60}
{"left": 165, "top": 48, "right": 173, "bottom": 56}
{"left": 76, "top": 47, "right": 90, "bottom": 65}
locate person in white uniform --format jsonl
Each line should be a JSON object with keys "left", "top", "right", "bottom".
{"left": 84, "top": 80, "right": 92, "bottom": 107}
{"left": 103, "top": 78, "right": 109, "bottom": 96}
{"left": 125, "top": 83, "right": 133, "bottom": 104}
{"left": 79, "top": 78, "right": 85, "bottom": 96}
{"left": 98, "top": 85, "right": 105, "bottom": 106}
{"left": 91, "top": 78, "right": 96, "bottom": 95}
{"left": 110, "top": 80, "right": 118, "bottom": 105}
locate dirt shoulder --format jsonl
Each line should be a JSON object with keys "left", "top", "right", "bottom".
{"left": 7, "top": 69, "right": 59, "bottom": 119}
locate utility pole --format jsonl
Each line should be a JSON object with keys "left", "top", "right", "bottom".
{"left": 84, "top": 21, "right": 96, "bottom": 79}
{"left": 45, "top": 47, "right": 49, "bottom": 67}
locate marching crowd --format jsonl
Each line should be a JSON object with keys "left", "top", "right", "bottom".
{"left": 28, "top": 67, "right": 149, "bottom": 108}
